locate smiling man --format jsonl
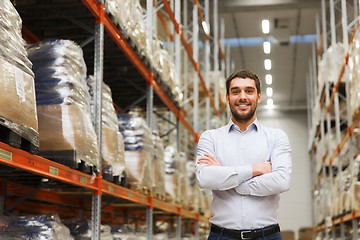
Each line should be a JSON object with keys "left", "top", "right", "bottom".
{"left": 196, "top": 69, "right": 292, "bottom": 240}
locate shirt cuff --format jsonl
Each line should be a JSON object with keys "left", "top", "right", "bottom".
{"left": 235, "top": 164, "right": 252, "bottom": 182}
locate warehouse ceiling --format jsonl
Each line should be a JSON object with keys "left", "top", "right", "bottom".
{"left": 216, "top": 0, "right": 322, "bottom": 112}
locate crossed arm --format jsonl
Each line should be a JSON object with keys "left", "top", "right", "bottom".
{"left": 195, "top": 131, "right": 292, "bottom": 196}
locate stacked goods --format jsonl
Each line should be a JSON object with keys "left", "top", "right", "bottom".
{"left": 164, "top": 145, "right": 180, "bottom": 203}
{"left": 153, "top": 40, "right": 182, "bottom": 103}
{"left": 105, "top": 0, "right": 150, "bottom": 61}
{"left": 65, "top": 219, "right": 112, "bottom": 240}
{"left": 178, "top": 152, "right": 189, "bottom": 207}
{"left": 28, "top": 39, "right": 99, "bottom": 170}
{"left": 118, "top": 115, "right": 153, "bottom": 193}
{"left": 187, "top": 161, "right": 199, "bottom": 211}
{"left": 348, "top": 33, "right": 360, "bottom": 117}
{"left": 0, "top": 0, "right": 39, "bottom": 149}
{"left": 0, "top": 214, "right": 73, "bottom": 240}
{"left": 317, "top": 43, "right": 346, "bottom": 97}
{"left": 87, "top": 77, "right": 125, "bottom": 182}
{"left": 152, "top": 132, "right": 166, "bottom": 199}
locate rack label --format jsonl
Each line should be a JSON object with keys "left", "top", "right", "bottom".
{"left": 49, "top": 166, "right": 59, "bottom": 176}
{"left": 80, "top": 176, "right": 87, "bottom": 185}
{"left": 108, "top": 185, "right": 114, "bottom": 193}
{"left": 0, "top": 149, "right": 12, "bottom": 161}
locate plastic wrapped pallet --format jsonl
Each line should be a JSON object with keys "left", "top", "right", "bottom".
{"left": 28, "top": 39, "right": 99, "bottom": 169}
{"left": 118, "top": 115, "right": 153, "bottom": 193}
{"left": 164, "top": 145, "right": 181, "bottom": 203}
{"left": 0, "top": 0, "right": 39, "bottom": 148}
{"left": 64, "top": 219, "right": 112, "bottom": 240}
{"left": 152, "top": 132, "right": 166, "bottom": 199}
{"left": 178, "top": 152, "right": 189, "bottom": 207}
{"left": 348, "top": 33, "right": 360, "bottom": 117}
{"left": 187, "top": 161, "right": 199, "bottom": 211}
{"left": 317, "top": 43, "right": 346, "bottom": 97}
{"left": 87, "top": 77, "right": 125, "bottom": 181}
{"left": 0, "top": 214, "right": 73, "bottom": 240}
{"left": 111, "top": 225, "right": 136, "bottom": 240}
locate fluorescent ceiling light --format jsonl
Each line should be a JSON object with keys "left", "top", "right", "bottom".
{"left": 264, "top": 59, "right": 272, "bottom": 70}
{"left": 265, "top": 74, "right": 272, "bottom": 84}
{"left": 262, "top": 19, "right": 270, "bottom": 34}
{"left": 267, "top": 98, "right": 273, "bottom": 106}
{"left": 263, "top": 41, "right": 271, "bottom": 54}
{"left": 266, "top": 87, "right": 273, "bottom": 97}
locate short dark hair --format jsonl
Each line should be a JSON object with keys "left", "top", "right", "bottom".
{"left": 226, "top": 69, "right": 261, "bottom": 95}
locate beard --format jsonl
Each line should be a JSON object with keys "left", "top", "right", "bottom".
{"left": 229, "top": 102, "right": 257, "bottom": 122}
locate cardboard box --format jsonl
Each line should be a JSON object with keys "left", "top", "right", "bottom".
{"left": 37, "top": 104, "right": 99, "bottom": 167}
{"left": 0, "top": 57, "right": 38, "bottom": 145}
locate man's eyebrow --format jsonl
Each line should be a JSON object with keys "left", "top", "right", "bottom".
{"left": 230, "top": 86, "right": 256, "bottom": 90}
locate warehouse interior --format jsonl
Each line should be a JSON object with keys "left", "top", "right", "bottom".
{"left": 0, "top": 0, "right": 359, "bottom": 239}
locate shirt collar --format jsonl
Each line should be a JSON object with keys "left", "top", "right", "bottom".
{"left": 226, "top": 118, "right": 259, "bottom": 133}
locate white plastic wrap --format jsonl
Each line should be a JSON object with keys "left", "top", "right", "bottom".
{"left": 164, "top": 145, "right": 180, "bottom": 203}
{"left": 152, "top": 132, "right": 166, "bottom": 199}
{"left": 0, "top": 0, "right": 39, "bottom": 147}
{"left": 317, "top": 43, "right": 346, "bottom": 97}
{"left": 119, "top": 115, "right": 153, "bottom": 192}
{"left": 348, "top": 33, "right": 360, "bottom": 117}
{"left": 0, "top": 214, "right": 73, "bottom": 240}
{"left": 87, "top": 77, "right": 125, "bottom": 179}
{"left": 28, "top": 39, "right": 99, "bottom": 168}
{"left": 0, "top": 0, "right": 33, "bottom": 76}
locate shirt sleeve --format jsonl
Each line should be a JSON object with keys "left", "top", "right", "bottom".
{"left": 195, "top": 130, "right": 253, "bottom": 191}
{"left": 234, "top": 129, "right": 292, "bottom": 196}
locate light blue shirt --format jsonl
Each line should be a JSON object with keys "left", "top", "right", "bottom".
{"left": 195, "top": 118, "right": 292, "bottom": 230}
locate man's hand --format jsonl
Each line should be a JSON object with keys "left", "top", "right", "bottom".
{"left": 252, "top": 161, "right": 272, "bottom": 177}
{"left": 197, "top": 153, "right": 221, "bottom": 166}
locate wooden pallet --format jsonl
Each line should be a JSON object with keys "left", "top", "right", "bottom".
{"left": 39, "top": 149, "right": 95, "bottom": 174}
{"left": 0, "top": 123, "right": 39, "bottom": 154}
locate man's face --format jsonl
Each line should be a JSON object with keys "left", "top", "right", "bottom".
{"left": 226, "top": 77, "right": 261, "bottom": 123}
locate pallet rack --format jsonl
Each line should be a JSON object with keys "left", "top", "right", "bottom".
{"left": 308, "top": 0, "right": 360, "bottom": 239}
{"left": 1, "top": 0, "right": 228, "bottom": 239}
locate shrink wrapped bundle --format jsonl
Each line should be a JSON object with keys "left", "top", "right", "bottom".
{"left": 152, "top": 132, "right": 166, "bottom": 199}
{"left": 118, "top": 115, "right": 153, "bottom": 192}
{"left": 105, "top": 0, "right": 151, "bottom": 62}
{"left": 0, "top": 214, "right": 73, "bottom": 240}
{"left": 153, "top": 41, "right": 182, "bottom": 103}
{"left": 0, "top": 0, "right": 33, "bottom": 76}
{"left": 65, "top": 219, "right": 112, "bottom": 240}
{"left": 187, "top": 161, "right": 200, "bottom": 211}
{"left": 348, "top": 34, "right": 360, "bottom": 117}
{"left": 178, "top": 152, "right": 189, "bottom": 207}
{"left": 317, "top": 43, "right": 346, "bottom": 97}
{"left": 28, "top": 39, "right": 99, "bottom": 169}
{"left": 164, "top": 145, "right": 180, "bottom": 203}
{"left": 0, "top": 0, "right": 39, "bottom": 148}
{"left": 87, "top": 77, "right": 125, "bottom": 181}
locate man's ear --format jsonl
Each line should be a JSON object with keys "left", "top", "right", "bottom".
{"left": 257, "top": 92, "right": 262, "bottom": 103}
{"left": 226, "top": 93, "right": 229, "bottom": 103}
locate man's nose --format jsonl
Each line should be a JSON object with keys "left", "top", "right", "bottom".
{"left": 239, "top": 90, "right": 246, "bottom": 99}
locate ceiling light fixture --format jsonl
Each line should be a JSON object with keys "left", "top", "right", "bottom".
{"left": 262, "top": 19, "right": 270, "bottom": 34}
{"left": 264, "top": 59, "right": 271, "bottom": 70}
{"left": 263, "top": 41, "right": 271, "bottom": 54}
{"left": 265, "top": 74, "right": 272, "bottom": 84}
{"left": 267, "top": 98, "right": 273, "bottom": 106}
{"left": 266, "top": 87, "right": 273, "bottom": 97}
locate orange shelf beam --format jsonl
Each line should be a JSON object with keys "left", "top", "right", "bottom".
{"left": 81, "top": 0, "right": 198, "bottom": 141}
{"left": 0, "top": 142, "right": 97, "bottom": 190}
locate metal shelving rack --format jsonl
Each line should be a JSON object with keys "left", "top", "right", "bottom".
{"left": 308, "top": 0, "right": 360, "bottom": 239}
{"left": 0, "top": 0, "right": 229, "bottom": 239}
